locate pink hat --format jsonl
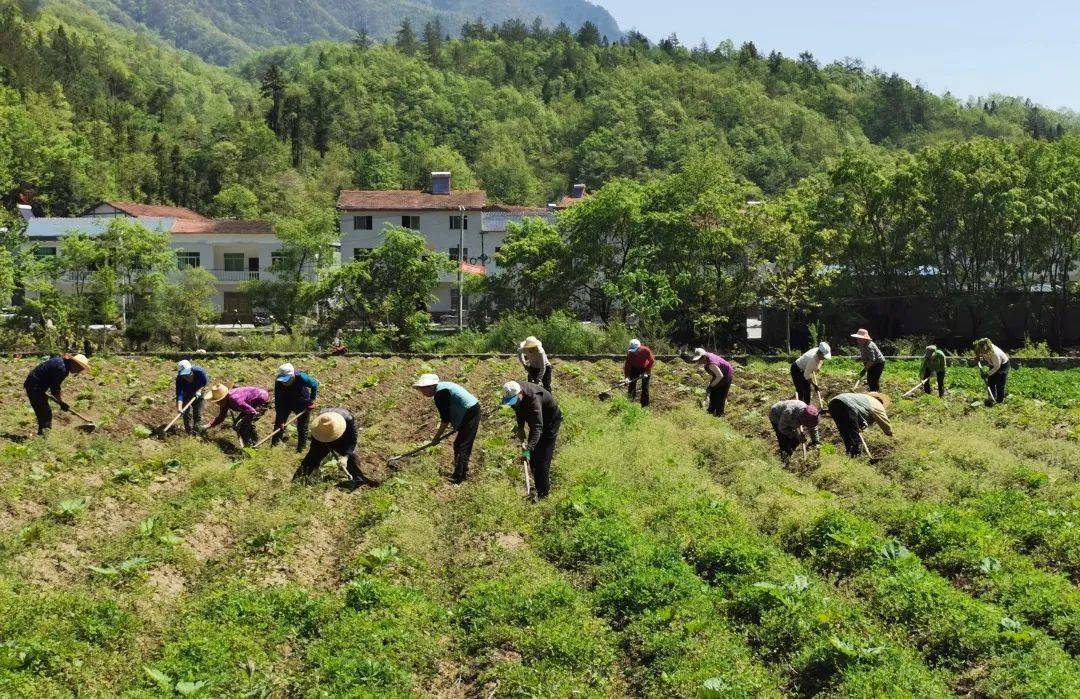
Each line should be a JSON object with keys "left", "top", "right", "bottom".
{"left": 850, "top": 328, "right": 872, "bottom": 341}
{"left": 799, "top": 404, "right": 820, "bottom": 428}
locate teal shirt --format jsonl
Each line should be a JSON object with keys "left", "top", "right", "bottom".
{"left": 433, "top": 381, "right": 479, "bottom": 428}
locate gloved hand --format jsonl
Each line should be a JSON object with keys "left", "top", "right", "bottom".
{"left": 58, "top": 401, "right": 71, "bottom": 412}
{"left": 521, "top": 449, "right": 531, "bottom": 461}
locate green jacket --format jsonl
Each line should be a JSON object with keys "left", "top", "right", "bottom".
{"left": 921, "top": 349, "right": 946, "bottom": 375}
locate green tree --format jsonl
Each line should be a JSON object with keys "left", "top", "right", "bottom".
{"left": 211, "top": 183, "right": 260, "bottom": 219}
{"left": 164, "top": 266, "right": 220, "bottom": 348}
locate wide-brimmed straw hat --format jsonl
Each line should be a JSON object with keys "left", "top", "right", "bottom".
{"left": 850, "top": 328, "right": 872, "bottom": 341}
{"left": 521, "top": 336, "right": 542, "bottom": 350}
{"left": 311, "top": 411, "right": 346, "bottom": 442}
{"left": 67, "top": 354, "right": 90, "bottom": 371}
{"left": 208, "top": 384, "right": 230, "bottom": 403}
{"left": 866, "top": 391, "right": 891, "bottom": 410}
{"left": 412, "top": 373, "right": 439, "bottom": 388}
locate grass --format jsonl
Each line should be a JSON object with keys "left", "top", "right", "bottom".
{"left": 0, "top": 354, "right": 1076, "bottom": 695}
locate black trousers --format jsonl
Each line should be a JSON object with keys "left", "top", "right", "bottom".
{"left": 529, "top": 415, "right": 561, "bottom": 498}
{"left": 707, "top": 377, "right": 731, "bottom": 416}
{"left": 988, "top": 362, "right": 1010, "bottom": 403}
{"left": 27, "top": 388, "right": 52, "bottom": 434}
{"left": 293, "top": 439, "right": 365, "bottom": 482}
{"left": 791, "top": 362, "right": 812, "bottom": 403}
{"left": 866, "top": 361, "right": 885, "bottom": 391}
{"left": 922, "top": 372, "right": 945, "bottom": 397}
{"left": 272, "top": 405, "right": 310, "bottom": 452}
{"left": 232, "top": 408, "right": 266, "bottom": 447}
{"left": 772, "top": 425, "right": 802, "bottom": 458}
{"left": 181, "top": 396, "right": 204, "bottom": 434}
{"left": 828, "top": 398, "right": 864, "bottom": 457}
{"left": 527, "top": 365, "right": 552, "bottom": 392}
{"left": 452, "top": 403, "right": 481, "bottom": 482}
{"left": 627, "top": 371, "right": 650, "bottom": 407}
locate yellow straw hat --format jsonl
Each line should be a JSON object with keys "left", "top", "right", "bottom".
{"left": 68, "top": 354, "right": 90, "bottom": 371}
{"left": 866, "top": 391, "right": 891, "bottom": 410}
{"left": 311, "top": 411, "right": 346, "bottom": 442}
{"left": 208, "top": 384, "right": 230, "bottom": 403}
{"left": 521, "top": 336, "right": 541, "bottom": 349}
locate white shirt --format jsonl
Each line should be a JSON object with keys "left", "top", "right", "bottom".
{"left": 982, "top": 344, "right": 1010, "bottom": 375}
{"left": 795, "top": 348, "right": 824, "bottom": 380}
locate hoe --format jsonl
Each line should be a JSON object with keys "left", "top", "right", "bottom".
{"left": 48, "top": 395, "right": 97, "bottom": 433}
{"left": 153, "top": 391, "right": 204, "bottom": 437}
{"left": 253, "top": 409, "right": 308, "bottom": 448}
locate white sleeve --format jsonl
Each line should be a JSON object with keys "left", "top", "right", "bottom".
{"left": 540, "top": 347, "right": 549, "bottom": 366}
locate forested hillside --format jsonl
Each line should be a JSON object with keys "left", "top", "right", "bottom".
{"left": 80, "top": 0, "right": 623, "bottom": 64}
{"left": 1, "top": 0, "right": 1074, "bottom": 223}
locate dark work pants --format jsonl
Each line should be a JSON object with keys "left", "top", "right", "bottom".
{"left": 771, "top": 423, "right": 802, "bottom": 459}
{"left": 27, "top": 389, "right": 52, "bottom": 434}
{"left": 233, "top": 408, "right": 266, "bottom": 447}
{"left": 529, "top": 415, "right": 561, "bottom": 498}
{"left": 866, "top": 361, "right": 885, "bottom": 391}
{"left": 707, "top": 377, "right": 731, "bottom": 416}
{"left": 627, "top": 371, "right": 650, "bottom": 407}
{"left": 988, "top": 362, "right": 1010, "bottom": 403}
{"left": 527, "top": 365, "right": 552, "bottom": 393}
{"left": 273, "top": 405, "right": 310, "bottom": 452}
{"left": 452, "top": 403, "right": 481, "bottom": 482}
{"left": 922, "top": 372, "right": 945, "bottom": 397}
{"left": 791, "top": 362, "right": 812, "bottom": 403}
{"left": 828, "top": 398, "right": 863, "bottom": 457}
{"left": 181, "top": 396, "right": 204, "bottom": 434}
{"left": 293, "top": 439, "right": 366, "bottom": 482}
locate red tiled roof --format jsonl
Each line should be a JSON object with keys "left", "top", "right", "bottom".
{"left": 105, "top": 201, "right": 209, "bottom": 221}
{"left": 554, "top": 195, "right": 588, "bottom": 209}
{"left": 337, "top": 190, "right": 487, "bottom": 211}
{"left": 483, "top": 204, "right": 553, "bottom": 214}
{"left": 170, "top": 219, "right": 273, "bottom": 235}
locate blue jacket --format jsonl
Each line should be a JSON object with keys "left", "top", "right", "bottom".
{"left": 434, "top": 381, "right": 479, "bottom": 429}
{"left": 24, "top": 356, "right": 68, "bottom": 395}
{"left": 176, "top": 366, "right": 209, "bottom": 402}
{"left": 275, "top": 371, "right": 319, "bottom": 420}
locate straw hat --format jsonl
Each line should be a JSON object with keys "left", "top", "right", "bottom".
{"left": 311, "top": 411, "right": 346, "bottom": 443}
{"left": 67, "top": 354, "right": 90, "bottom": 371}
{"left": 973, "top": 338, "right": 992, "bottom": 353}
{"left": 208, "top": 384, "right": 230, "bottom": 403}
{"left": 521, "top": 336, "right": 542, "bottom": 350}
{"left": 501, "top": 381, "right": 522, "bottom": 406}
{"left": 850, "top": 328, "right": 872, "bottom": 341}
{"left": 412, "top": 373, "right": 439, "bottom": 388}
{"left": 628, "top": 339, "right": 641, "bottom": 353}
{"left": 799, "top": 404, "right": 820, "bottom": 428}
{"left": 866, "top": 391, "right": 891, "bottom": 410}
{"left": 276, "top": 362, "right": 296, "bottom": 383}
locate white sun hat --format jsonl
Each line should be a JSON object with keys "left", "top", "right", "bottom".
{"left": 412, "top": 373, "right": 440, "bottom": 388}
{"left": 501, "top": 381, "right": 522, "bottom": 406}
{"left": 177, "top": 359, "right": 193, "bottom": 376}
{"left": 276, "top": 362, "right": 296, "bottom": 383}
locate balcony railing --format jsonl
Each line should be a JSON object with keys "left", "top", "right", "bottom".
{"left": 207, "top": 268, "right": 262, "bottom": 282}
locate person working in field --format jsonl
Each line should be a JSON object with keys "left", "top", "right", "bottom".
{"left": 502, "top": 380, "right": 561, "bottom": 498}
{"left": 768, "top": 400, "right": 820, "bottom": 460}
{"left": 175, "top": 360, "right": 209, "bottom": 435}
{"left": 689, "top": 347, "right": 733, "bottom": 417}
{"left": 974, "top": 338, "right": 1010, "bottom": 404}
{"left": 272, "top": 363, "right": 319, "bottom": 452}
{"left": 791, "top": 342, "right": 831, "bottom": 404}
{"left": 293, "top": 408, "right": 372, "bottom": 491}
{"left": 624, "top": 339, "right": 655, "bottom": 407}
{"left": 851, "top": 329, "right": 886, "bottom": 391}
{"left": 23, "top": 353, "right": 90, "bottom": 436}
{"left": 518, "top": 336, "right": 553, "bottom": 392}
{"left": 920, "top": 345, "right": 947, "bottom": 397}
{"left": 827, "top": 391, "right": 893, "bottom": 458}
{"left": 206, "top": 384, "right": 270, "bottom": 447}
{"left": 412, "top": 373, "right": 481, "bottom": 484}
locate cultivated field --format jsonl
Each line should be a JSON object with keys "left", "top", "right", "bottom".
{"left": 0, "top": 355, "right": 1077, "bottom": 696}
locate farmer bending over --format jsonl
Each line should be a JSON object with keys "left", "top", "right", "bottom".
{"left": 272, "top": 362, "right": 319, "bottom": 452}
{"left": 206, "top": 384, "right": 269, "bottom": 447}
{"left": 974, "top": 338, "right": 1010, "bottom": 404}
{"left": 412, "top": 373, "right": 480, "bottom": 484}
{"left": 920, "top": 345, "right": 947, "bottom": 397}
{"left": 24, "top": 353, "right": 90, "bottom": 436}
{"left": 827, "top": 392, "right": 893, "bottom": 458}
{"left": 791, "top": 342, "right": 831, "bottom": 404}
{"left": 689, "top": 348, "right": 733, "bottom": 417}
{"left": 624, "top": 339, "right": 655, "bottom": 407}
{"left": 768, "top": 400, "right": 820, "bottom": 460}
{"left": 518, "top": 336, "right": 552, "bottom": 392}
{"left": 502, "top": 380, "right": 561, "bottom": 498}
{"left": 851, "top": 329, "right": 886, "bottom": 391}
{"left": 175, "top": 360, "right": 209, "bottom": 435}
{"left": 293, "top": 408, "right": 372, "bottom": 491}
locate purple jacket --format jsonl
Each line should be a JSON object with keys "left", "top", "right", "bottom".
{"left": 703, "top": 353, "right": 732, "bottom": 383}
{"left": 210, "top": 386, "right": 269, "bottom": 426}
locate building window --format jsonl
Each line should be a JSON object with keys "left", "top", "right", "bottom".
{"left": 177, "top": 251, "right": 201, "bottom": 269}
{"left": 401, "top": 215, "right": 420, "bottom": 230}
{"left": 35, "top": 246, "right": 57, "bottom": 259}
{"left": 449, "top": 246, "right": 468, "bottom": 262}
{"left": 353, "top": 215, "right": 372, "bottom": 230}
{"left": 450, "top": 215, "right": 468, "bottom": 230}
{"left": 353, "top": 248, "right": 373, "bottom": 261}
{"left": 223, "top": 253, "right": 245, "bottom": 272}
{"left": 270, "top": 251, "right": 286, "bottom": 270}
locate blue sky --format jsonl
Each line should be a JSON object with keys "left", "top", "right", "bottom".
{"left": 600, "top": 1, "right": 1079, "bottom": 111}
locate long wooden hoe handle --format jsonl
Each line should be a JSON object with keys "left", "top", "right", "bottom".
{"left": 47, "top": 394, "right": 94, "bottom": 423}
{"left": 162, "top": 392, "right": 202, "bottom": 434}
{"left": 253, "top": 409, "right": 306, "bottom": 448}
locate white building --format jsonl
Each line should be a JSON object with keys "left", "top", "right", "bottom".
{"left": 337, "top": 173, "right": 558, "bottom": 318}
{"left": 23, "top": 201, "right": 283, "bottom": 323}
